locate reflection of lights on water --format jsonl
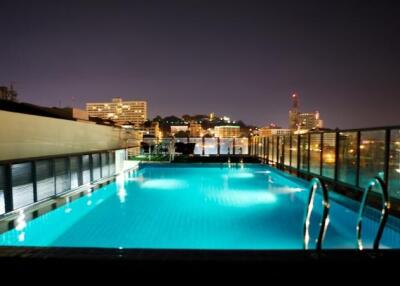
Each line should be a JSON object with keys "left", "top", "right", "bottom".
{"left": 87, "top": 200, "right": 92, "bottom": 206}
{"left": 255, "top": 170, "right": 271, "bottom": 174}
{"left": 15, "top": 211, "right": 26, "bottom": 231}
{"left": 141, "top": 179, "right": 186, "bottom": 190}
{"left": 126, "top": 177, "right": 145, "bottom": 182}
{"left": 65, "top": 197, "right": 72, "bottom": 213}
{"left": 269, "top": 187, "right": 303, "bottom": 194}
{"left": 268, "top": 178, "right": 274, "bottom": 183}
{"left": 116, "top": 174, "right": 125, "bottom": 186}
{"left": 224, "top": 172, "right": 255, "bottom": 179}
{"left": 118, "top": 187, "right": 127, "bottom": 203}
{"left": 18, "top": 232, "right": 25, "bottom": 242}
{"left": 213, "top": 191, "right": 277, "bottom": 207}
{"left": 15, "top": 211, "right": 27, "bottom": 242}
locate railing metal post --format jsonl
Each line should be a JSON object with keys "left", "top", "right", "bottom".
{"left": 334, "top": 132, "right": 340, "bottom": 185}
{"left": 307, "top": 133, "right": 311, "bottom": 175}
{"left": 296, "top": 134, "right": 301, "bottom": 175}
{"left": 266, "top": 137, "right": 269, "bottom": 164}
{"left": 78, "top": 155, "right": 83, "bottom": 186}
{"left": 356, "top": 131, "right": 361, "bottom": 187}
{"left": 4, "top": 163, "right": 13, "bottom": 212}
{"left": 32, "top": 161, "right": 38, "bottom": 202}
{"left": 383, "top": 129, "right": 391, "bottom": 187}
{"left": 66, "top": 156, "right": 71, "bottom": 190}
{"left": 279, "top": 136, "right": 286, "bottom": 168}
{"left": 263, "top": 137, "right": 267, "bottom": 163}
{"left": 217, "top": 137, "right": 220, "bottom": 156}
{"left": 233, "top": 138, "right": 236, "bottom": 155}
{"left": 320, "top": 133, "right": 324, "bottom": 176}
{"left": 99, "top": 153, "right": 103, "bottom": 179}
{"left": 289, "top": 134, "right": 292, "bottom": 168}
{"left": 52, "top": 158, "right": 57, "bottom": 195}
{"left": 202, "top": 136, "right": 205, "bottom": 156}
{"left": 89, "top": 154, "right": 94, "bottom": 182}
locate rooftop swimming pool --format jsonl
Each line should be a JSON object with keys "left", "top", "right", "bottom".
{"left": 0, "top": 163, "right": 399, "bottom": 250}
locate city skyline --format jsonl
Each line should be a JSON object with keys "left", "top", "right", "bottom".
{"left": 1, "top": 0, "right": 400, "bottom": 129}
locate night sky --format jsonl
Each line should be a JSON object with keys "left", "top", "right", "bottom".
{"left": 0, "top": 0, "right": 399, "bottom": 129}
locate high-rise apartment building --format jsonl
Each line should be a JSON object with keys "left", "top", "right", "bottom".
{"left": 288, "top": 93, "right": 323, "bottom": 130}
{"left": 298, "top": 111, "right": 323, "bottom": 130}
{"left": 288, "top": 93, "right": 300, "bottom": 130}
{"left": 86, "top": 98, "right": 147, "bottom": 127}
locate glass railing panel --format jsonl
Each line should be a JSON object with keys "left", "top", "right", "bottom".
{"left": 299, "top": 134, "right": 309, "bottom": 172}
{"left": 291, "top": 135, "right": 298, "bottom": 168}
{"left": 204, "top": 138, "right": 218, "bottom": 155}
{"left": 271, "top": 137, "right": 277, "bottom": 163}
{"left": 0, "top": 165, "right": 6, "bottom": 214}
{"left": 277, "top": 136, "right": 284, "bottom": 164}
{"left": 283, "top": 135, "right": 291, "bottom": 166}
{"left": 55, "top": 158, "right": 70, "bottom": 194}
{"left": 268, "top": 137, "right": 273, "bottom": 162}
{"left": 189, "top": 138, "right": 203, "bottom": 155}
{"left": 389, "top": 129, "right": 400, "bottom": 199}
{"left": 82, "top": 155, "right": 91, "bottom": 184}
{"left": 258, "top": 137, "right": 263, "bottom": 157}
{"left": 12, "top": 162, "right": 34, "bottom": 209}
{"left": 338, "top": 132, "right": 358, "bottom": 185}
{"left": 101, "top": 152, "right": 109, "bottom": 178}
{"left": 236, "top": 137, "right": 248, "bottom": 155}
{"left": 322, "top": 133, "right": 336, "bottom": 179}
{"left": 109, "top": 152, "right": 116, "bottom": 175}
{"left": 70, "top": 156, "right": 80, "bottom": 189}
{"left": 220, "top": 138, "right": 234, "bottom": 155}
{"left": 36, "top": 160, "right": 55, "bottom": 201}
{"left": 310, "top": 133, "right": 321, "bottom": 175}
{"left": 359, "top": 130, "right": 385, "bottom": 188}
{"left": 92, "top": 153, "right": 101, "bottom": 181}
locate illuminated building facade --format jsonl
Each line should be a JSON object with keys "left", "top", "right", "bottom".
{"left": 170, "top": 125, "right": 188, "bottom": 136}
{"left": 86, "top": 97, "right": 147, "bottom": 127}
{"left": 214, "top": 125, "right": 241, "bottom": 138}
{"left": 288, "top": 93, "right": 300, "bottom": 130}
{"left": 288, "top": 93, "right": 323, "bottom": 130}
{"left": 298, "top": 112, "right": 323, "bottom": 130}
{"left": 189, "top": 122, "right": 203, "bottom": 137}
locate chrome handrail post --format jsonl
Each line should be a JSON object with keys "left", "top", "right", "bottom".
{"left": 303, "top": 177, "right": 330, "bottom": 250}
{"left": 356, "top": 176, "right": 390, "bottom": 250}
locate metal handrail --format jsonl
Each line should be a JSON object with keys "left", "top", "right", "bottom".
{"left": 303, "top": 177, "right": 330, "bottom": 250}
{"left": 356, "top": 176, "right": 390, "bottom": 250}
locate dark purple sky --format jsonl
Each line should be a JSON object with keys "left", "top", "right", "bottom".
{"left": 1, "top": 0, "right": 399, "bottom": 129}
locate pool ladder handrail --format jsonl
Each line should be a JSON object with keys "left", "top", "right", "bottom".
{"left": 356, "top": 176, "right": 390, "bottom": 250}
{"left": 303, "top": 177, "right": 330, "bottom": 250}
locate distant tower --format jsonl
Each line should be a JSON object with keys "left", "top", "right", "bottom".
{"left": 9, "top": 83, "right": 17, "bottom": 102}
{"left": 0, "top": 83, "right": 17, "bottom": 102}
{"left": 288, "top": 93, "right": 300, "bottom": 129}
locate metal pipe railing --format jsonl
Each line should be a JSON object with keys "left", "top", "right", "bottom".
{"left": 356, "top": 177, "right": 390, "bottom": 250}
{"left": 303, "top": 177, "right": 330, "bottom": 250}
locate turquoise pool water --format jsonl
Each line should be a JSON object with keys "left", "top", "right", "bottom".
{"left": 0, "top": 164, "right": 399, "bottom": 249}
